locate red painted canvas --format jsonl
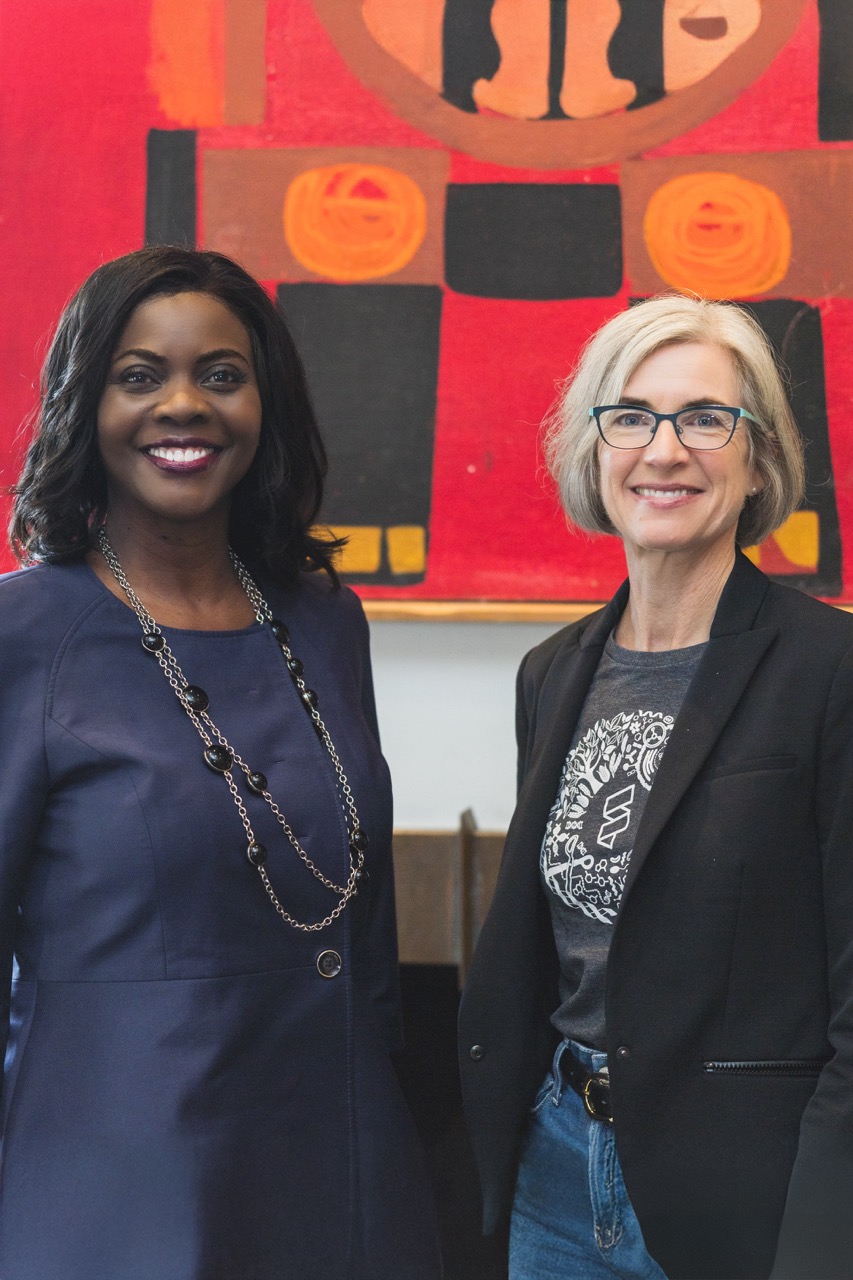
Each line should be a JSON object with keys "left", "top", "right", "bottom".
{"left": 1, "top": 0, "right": 851, "bottom": 603}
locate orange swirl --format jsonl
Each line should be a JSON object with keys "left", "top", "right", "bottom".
{"left": 283, "top": 163, "right": 427, "bottom": 282}
{"left": 643, "top": 172, "right": 792, "bottom": 299}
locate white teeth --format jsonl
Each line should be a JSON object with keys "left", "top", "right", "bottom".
{"left": 635, "top": 487, "right": 695, "bottom": 497}
{"left": 147, "top": 447, "right": 214, "bottom": 463}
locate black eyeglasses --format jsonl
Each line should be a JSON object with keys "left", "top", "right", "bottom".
{"left": 589, "top": 405, "right": 761, "bottom": 451}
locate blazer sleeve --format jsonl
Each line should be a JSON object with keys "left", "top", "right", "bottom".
{"left": 515, "top": 649, "right": 536, "bottom": 796}
{"left": 771, "top": 642, "right": 853, "bottom": 1278}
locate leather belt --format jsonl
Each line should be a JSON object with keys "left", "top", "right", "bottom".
{"left": 559, "top": 1048, "right": 614, "bottom": 1123}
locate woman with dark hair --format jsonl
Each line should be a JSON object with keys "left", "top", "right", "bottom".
{"left": 460, "top": 295, "right": 853, "bottom": 1279}
{"left": 1, "top": 246, "right": 441, "bottom": 1280}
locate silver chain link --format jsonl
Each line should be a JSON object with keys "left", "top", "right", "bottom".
{"left": 97, "top": 528, "right": 365, "bottom": 932}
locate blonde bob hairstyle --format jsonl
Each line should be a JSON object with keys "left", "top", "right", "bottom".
{"left": 543, "top": 294, "right": 805, "bottom": 548}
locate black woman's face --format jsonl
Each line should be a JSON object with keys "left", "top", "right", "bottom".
{"left": 96, "top": 291, "right": 262, "bottom": 534}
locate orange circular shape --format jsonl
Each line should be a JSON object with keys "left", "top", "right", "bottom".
{"left": 284, "top": 163, "right": 427, "bottom": 282}
{"left": 642, "top": 171, "right": 792, "bottom": 298}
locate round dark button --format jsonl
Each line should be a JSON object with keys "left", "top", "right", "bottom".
{"left": 616, "top": 1045, "right": 632, "bottom": 1061}
{"left": 469, "top": 1044, "right": 485, "bottom": 1061}
{"left": 317, "top": 950, "right": 342, "bottom": 979}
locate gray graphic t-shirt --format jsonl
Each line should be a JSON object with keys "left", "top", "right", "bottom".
{"left": 541, "top": 632, "right": 705, "bottom": 1048}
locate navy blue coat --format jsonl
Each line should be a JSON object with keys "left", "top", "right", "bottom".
{"left": 460, "top": 554, "right": 853, "bottom": 1280}
{"left": 0, "top": 561, "right": 440, "bottom": 1280}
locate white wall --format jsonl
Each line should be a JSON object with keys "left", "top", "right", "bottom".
{"left": 369, "top": 620, "right": 563, "bottom": 831}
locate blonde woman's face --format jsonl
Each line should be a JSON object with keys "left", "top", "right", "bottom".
{"left": 597, "top": 342, "right": 762, "bottom": 566}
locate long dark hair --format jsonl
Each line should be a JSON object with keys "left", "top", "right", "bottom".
{"left": 10, "top": 246, "right": 340, "bottom": 584}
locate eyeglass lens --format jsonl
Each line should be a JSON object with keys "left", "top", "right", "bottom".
{"left": 597, "top": 407, "right": 736, "bottom": 450}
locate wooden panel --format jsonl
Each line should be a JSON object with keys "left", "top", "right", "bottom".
{"left": 363, "top": 600, "right": 602, "bottom": 622}
{"left": 393, "top": 821, "right": 505, "bottom": 972}
{"left": 393, "top": 831, "right": 460, "bottom": 965}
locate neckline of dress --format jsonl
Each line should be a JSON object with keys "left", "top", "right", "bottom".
{"left": 81, "top": 558, "right": 267, "bottom": 639}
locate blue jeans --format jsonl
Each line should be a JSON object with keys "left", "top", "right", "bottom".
{"left": 510, "top": 1040, "right": 668, "bottom": 1279}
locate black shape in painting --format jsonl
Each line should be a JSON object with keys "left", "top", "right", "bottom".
{"left": 441, "top": 0, "right": 500, "bottom": 113}
{"left": 748, "top": 299, "right": 842, "bottom": 595}
{"left": 608, "top": 0, "right": 666, "bottom": 110}
{"left": 817, "top": 0, "right": 853, "bottom": 141}
{"left": 277, "top": 284, "right": 443, "bottom": 585}
{"left": 445, "top": 183, "right": 623, "bottom": 301}
{"left": 145, "top": 130, "right": 197, "bottom": 248}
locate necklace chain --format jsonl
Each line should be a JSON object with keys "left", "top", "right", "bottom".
{"left": 97, "top": 528, "right": 366, "bottom": 933}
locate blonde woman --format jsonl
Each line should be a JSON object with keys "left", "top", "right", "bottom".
{"left": 461, "top": 296, "right": 853, "bottom": 1279}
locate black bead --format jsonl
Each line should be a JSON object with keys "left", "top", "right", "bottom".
{"left": 204, "top": 745, "right": 233, "bottom": 773}
{"left": 354, "top": 867, "right": 369, "bottom": 883}
{"left": 350, "top": 829, "right": 369, "bottom": 853}
{"left": 141, "top": 632, "right": 164, "bottom": 653}
{"left": 183, "top": 685, "right": 209, "bottom": 712}
{"left": 270, "top": 620, "right": 289, "bottom": 644}
{"left": 302, "top": 688, "right": 318, "bottom": 709}
{"left": 246, "top": 771, "right": 268, "bottom": 795}
{"left": 247, "top": 841, "right": 267, "bottom": 867}
{"left": 287, "top": 656, "right": 304, "bottom": 677}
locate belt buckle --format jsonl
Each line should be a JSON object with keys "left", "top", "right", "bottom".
{"left": 582, "top": 1072, "right": 613, "bottom": 1124}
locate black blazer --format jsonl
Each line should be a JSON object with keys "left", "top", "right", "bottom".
{"left": 460, "top": 553, "right": 853, "bottom": 1280}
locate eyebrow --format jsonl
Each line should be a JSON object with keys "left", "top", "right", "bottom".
{"left": 618, "top": 397, "right": 733, "bottom": 410}
{"left": 112, "top": 346, "right": 252, "bottom": 366}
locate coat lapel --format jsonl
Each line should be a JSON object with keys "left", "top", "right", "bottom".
{"left": 621, "top": 553, "right": 778, "bottom": 902}
{"left": 510, "top": 585, "right": 629, "bottom": 874}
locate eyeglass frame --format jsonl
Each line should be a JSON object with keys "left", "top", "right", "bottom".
{"left": 588, "top": 404, "right": 763, "bottom": 452}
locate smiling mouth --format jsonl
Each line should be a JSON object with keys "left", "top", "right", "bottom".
{"left": 633, "top": 486, "right": 700, "bottom": 498}
{"left": 141, "top": 441, "right": 223, "bottom": 473}
{"left": 144, "top": 445, "right": 219, "bottom": 463}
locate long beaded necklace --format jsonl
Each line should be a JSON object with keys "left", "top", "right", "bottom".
{"left": 97, "top": 528, "right": 367, "bottom": 933}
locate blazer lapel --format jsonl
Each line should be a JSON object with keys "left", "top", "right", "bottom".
{"left": 621, "top": 553, "right": 778, "bottom": 902}
{"left": 509, "top": 585, "right": 629, "bottom": 876}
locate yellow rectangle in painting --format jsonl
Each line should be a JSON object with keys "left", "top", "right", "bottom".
{"left": 622, "top": 152, "right": 853, "bottom": 300}
{"left": 203, "top": 147, "right": 450, "bottom": 284}
{"left": 386, "top": 525, "right": 427, "bottom": 575}
{"left": 327, "top": 526, "right": 383, "bottom": 575}
{"left": 774, "top": 510, "right": 819, "bottom": 568}
{"left": 744, "top": 509, "right": 819, "bottom": 574}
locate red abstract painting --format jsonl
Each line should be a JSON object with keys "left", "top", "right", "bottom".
{"left": 1, "top": 0, "right": 852, "bottom": 605}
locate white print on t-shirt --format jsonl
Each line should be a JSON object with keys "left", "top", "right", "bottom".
{"left": 541, "top": 710, "right": 674, "bottom": 925}
{"left": 598, "top": 783, "right": 635, "bottom": 849}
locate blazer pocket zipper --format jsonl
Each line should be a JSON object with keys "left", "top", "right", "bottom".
{"left": 702, "top": 1059, "right": 827, "bottom": 1077}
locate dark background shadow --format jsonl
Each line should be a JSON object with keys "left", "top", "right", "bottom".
{"left": 397, "top": 965, "right": 509, "bottom": 1280}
